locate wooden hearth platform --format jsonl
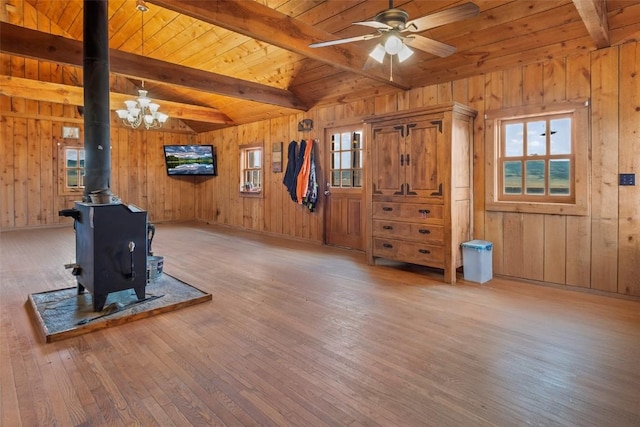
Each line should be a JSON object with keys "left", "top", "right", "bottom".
{"left": 26, "top": 273, "right": 211, "bottom": 343}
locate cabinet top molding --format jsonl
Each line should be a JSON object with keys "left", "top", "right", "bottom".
{"left": 363, "top": 102, "right": 477, "bottom": 124}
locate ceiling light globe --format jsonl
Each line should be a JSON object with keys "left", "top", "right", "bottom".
{"left": 369, "top": 44, "right": 386, "bottom": 64}
{"left": 124, "top": 100, "right": 138, "bottom": 110}
{"left": 384, "top": 35, "right": 403, "bottom": 55}
{"left": 397, "top": 44, "right": 414, "bottom": 63}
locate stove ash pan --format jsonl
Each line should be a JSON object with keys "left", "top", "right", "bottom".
{"left": 62, "top": 202, "right": 149, "bottom": 312}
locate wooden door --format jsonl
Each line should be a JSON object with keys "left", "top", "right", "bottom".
{"left": 371, "top": 123, "right": 404, "bottom": 197}
{"left": 405, "top": 117, "right": 444, "bottom": 199}
{"left": 324, "top": 127, "right": 365, "bottom": 250}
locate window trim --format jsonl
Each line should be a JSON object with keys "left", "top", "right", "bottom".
{"left": 239, "top": 143, "right": 263, "bottom": 197}
{"left": 485, "top": 100, "right": 590, "bottom": 216}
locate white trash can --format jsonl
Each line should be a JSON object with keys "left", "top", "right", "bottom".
{"left": 461, "top": 240, "right": 493, "bottom": 284}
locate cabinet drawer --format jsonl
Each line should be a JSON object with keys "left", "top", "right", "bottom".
{"left": 372, "top": 220, "right": 444, "bottom": 243}
{"left": 372, "top": 202, "right": 443, "bottom": 223}
{"left": 372, "top": 238, "right": 444, "bottom": 266}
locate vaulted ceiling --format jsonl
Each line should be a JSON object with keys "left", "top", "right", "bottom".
{"left": 2, "top": 0, "right": 640, "bottom": 133}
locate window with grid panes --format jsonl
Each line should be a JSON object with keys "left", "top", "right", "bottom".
{"left": 486, "top": 101, "right": 589, "bottom": 215}
{"left": 500, "top": 114, "right": 573, "bottom": 202}
{"left": 240, "top": 145, "right": 262, "bottom": 194}
{"left": 330, "top": 130, "right": 363, "bottom": 188}
{"left": 59, "top": 145, "right": 85, "bottom": 195}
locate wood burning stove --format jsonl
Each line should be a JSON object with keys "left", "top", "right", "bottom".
{"left": 71, "top": 202, "right": 148, "bottom": 311}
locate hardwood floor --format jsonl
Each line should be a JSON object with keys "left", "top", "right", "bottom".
{"left": 1, "top": 222, "right": 639, "bottom": 426}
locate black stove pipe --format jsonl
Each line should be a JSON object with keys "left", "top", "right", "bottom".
{"left": 82, "top": 0, "right": 111, "bottom": 201}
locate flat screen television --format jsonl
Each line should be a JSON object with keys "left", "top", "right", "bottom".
{"left": 163, "top": 144, "right": 217, "bottom": 176}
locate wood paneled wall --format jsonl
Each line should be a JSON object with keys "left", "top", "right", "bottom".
{"left": 0, "top": 55, "right": 197, "bottom": 228}
{"left": 194, "top": 43, "right": 639, "bottom": 297}
{"left": 1, "top": 11, "right": 637, "bottom": 296}
{"left": 194, "top": 111, "right": 325, "bottom": 242}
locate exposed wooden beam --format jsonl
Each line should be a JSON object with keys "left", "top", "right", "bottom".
{"left": 150, "top": 0, "right": 411, "bottom": 90}
{"left": 0, "top": 23, "right": 307, "bottom": 111}
{"left": 572, "top": 0, "right": 610, "bottom": 48}
{"left": 0, "top": 75, "right": 234, "bottom": 125}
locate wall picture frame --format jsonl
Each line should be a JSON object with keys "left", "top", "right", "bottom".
{"left": 272, "top": 141, "right": 283, "bottom": 173}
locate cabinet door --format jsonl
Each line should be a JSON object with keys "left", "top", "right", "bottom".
{"left": 405, "top": 119, "right": 443, "bottom": 199}
{"left": 371, "top": 123, "right": 404, "bottom": 197}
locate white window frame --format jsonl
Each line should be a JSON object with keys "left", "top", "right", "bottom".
{"left": 240, "top": 144, "right": 263, "bottom": 195}
{"left": 58, "top": 142, "right": 85, "bottom": 196}
{"left": 485, "top": 100, "right": 590, "bottom": 216}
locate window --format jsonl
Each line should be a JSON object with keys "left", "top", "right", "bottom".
{"left": 330, "top": 130, "right": 363, "bottom": 188}
{"left": 486, "top": 101, "right": 589, "bottom": 215}
{"left": 58, "top": 143, "right": 85, "bottom": 195}
{"left": 240, "top": 144, "right": 262, "bottom": 194}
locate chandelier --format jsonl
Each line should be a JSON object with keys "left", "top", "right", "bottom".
{"left": 115, "top": 0, "right": 168, "bottom": 130}
{"left": 116, "top": 83, "right": 168, "bottom": 130}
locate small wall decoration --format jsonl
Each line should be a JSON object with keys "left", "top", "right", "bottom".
{"left": 272, "top": 141, "right": 283, "bottom": 173}
{"left": 62, "top": 126, "right": 80, "bottom": 139}
{"left": 298, "top": 119, "right": 313, "bottom": 132}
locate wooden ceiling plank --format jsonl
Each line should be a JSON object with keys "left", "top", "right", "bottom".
{"left": 407, "top": 4, "right": 588, "bottom": 79}
{"left": 0, "top": 75, "right": 233, "bottom": 124}
{"left": 572, "top": 0, "right": 610, "bottom": 48}
{"left": 425, "top": 35, "right": 596, "bottom": 86}
{"left": 0, "top": 23, "right": 307, "bottom": 111}
{"left": 108, "top": 0, "right": 154, "bottom": 51}
{"left": 144, "top": 19, "right": 211, "bottom": 61}
{"left": 149, "top": 0, "right": 411, "bottom": 90}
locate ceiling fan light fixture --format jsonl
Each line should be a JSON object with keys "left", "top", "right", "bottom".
{"left": 397, "top": 44, "right": 414, "bottom": 63}
{"left": 369, "top": 44, "right": 386, "bottom": 63}
{"left": 383, "top": 34, "right": 403, "bottom": 55}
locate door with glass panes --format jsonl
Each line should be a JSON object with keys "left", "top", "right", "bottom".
{"left": 324, "top": 126, "right": 365, "bottom": 250}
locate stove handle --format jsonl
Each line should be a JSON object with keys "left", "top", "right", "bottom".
{"left": 128, "top": 241, "right": 136, "bottom": 280}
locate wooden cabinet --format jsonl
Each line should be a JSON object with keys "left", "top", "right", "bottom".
{"left": 365, "top": 103, "right": 476, "bottom": 283}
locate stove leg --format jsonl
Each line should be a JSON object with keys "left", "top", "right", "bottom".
{"left": 93, "top": 294, "right": 107, "bottom": 312}
{"left": 134, "top": 286, "right": 146, "bottom": 301}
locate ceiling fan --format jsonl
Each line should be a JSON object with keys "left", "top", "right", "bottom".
{"left": 309, "top": 1, "right": 480, "bottom": 64}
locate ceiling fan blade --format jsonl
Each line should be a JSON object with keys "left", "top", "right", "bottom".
{"left": 404, "top": 2, "right": 480, "bottom": 33}
{"left": 403, "top": 35, "right": 456, "bottom": 57}
{"left": 353, "top": 20, "right": 393, "bottom": 30}
{"left": 309, "top": 33, "right": 381, "bottom": 48}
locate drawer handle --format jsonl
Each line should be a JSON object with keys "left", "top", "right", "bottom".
{"left": 382, "top": 206, "right": 393, "bottom": 212}
{"left": 383, "top": 225, "right": 393, "bottom": 230}
{"left": 418, "top": 209, "right": 431, "bottom": 215}
{"left": 383, "top": 243, "right": 393, "bottom": 249}
{"left": 418, "top": 229, "right": 431, "bottom": 234}
{"left": 418, "top": 249, "right": 431, "bottom": 254}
